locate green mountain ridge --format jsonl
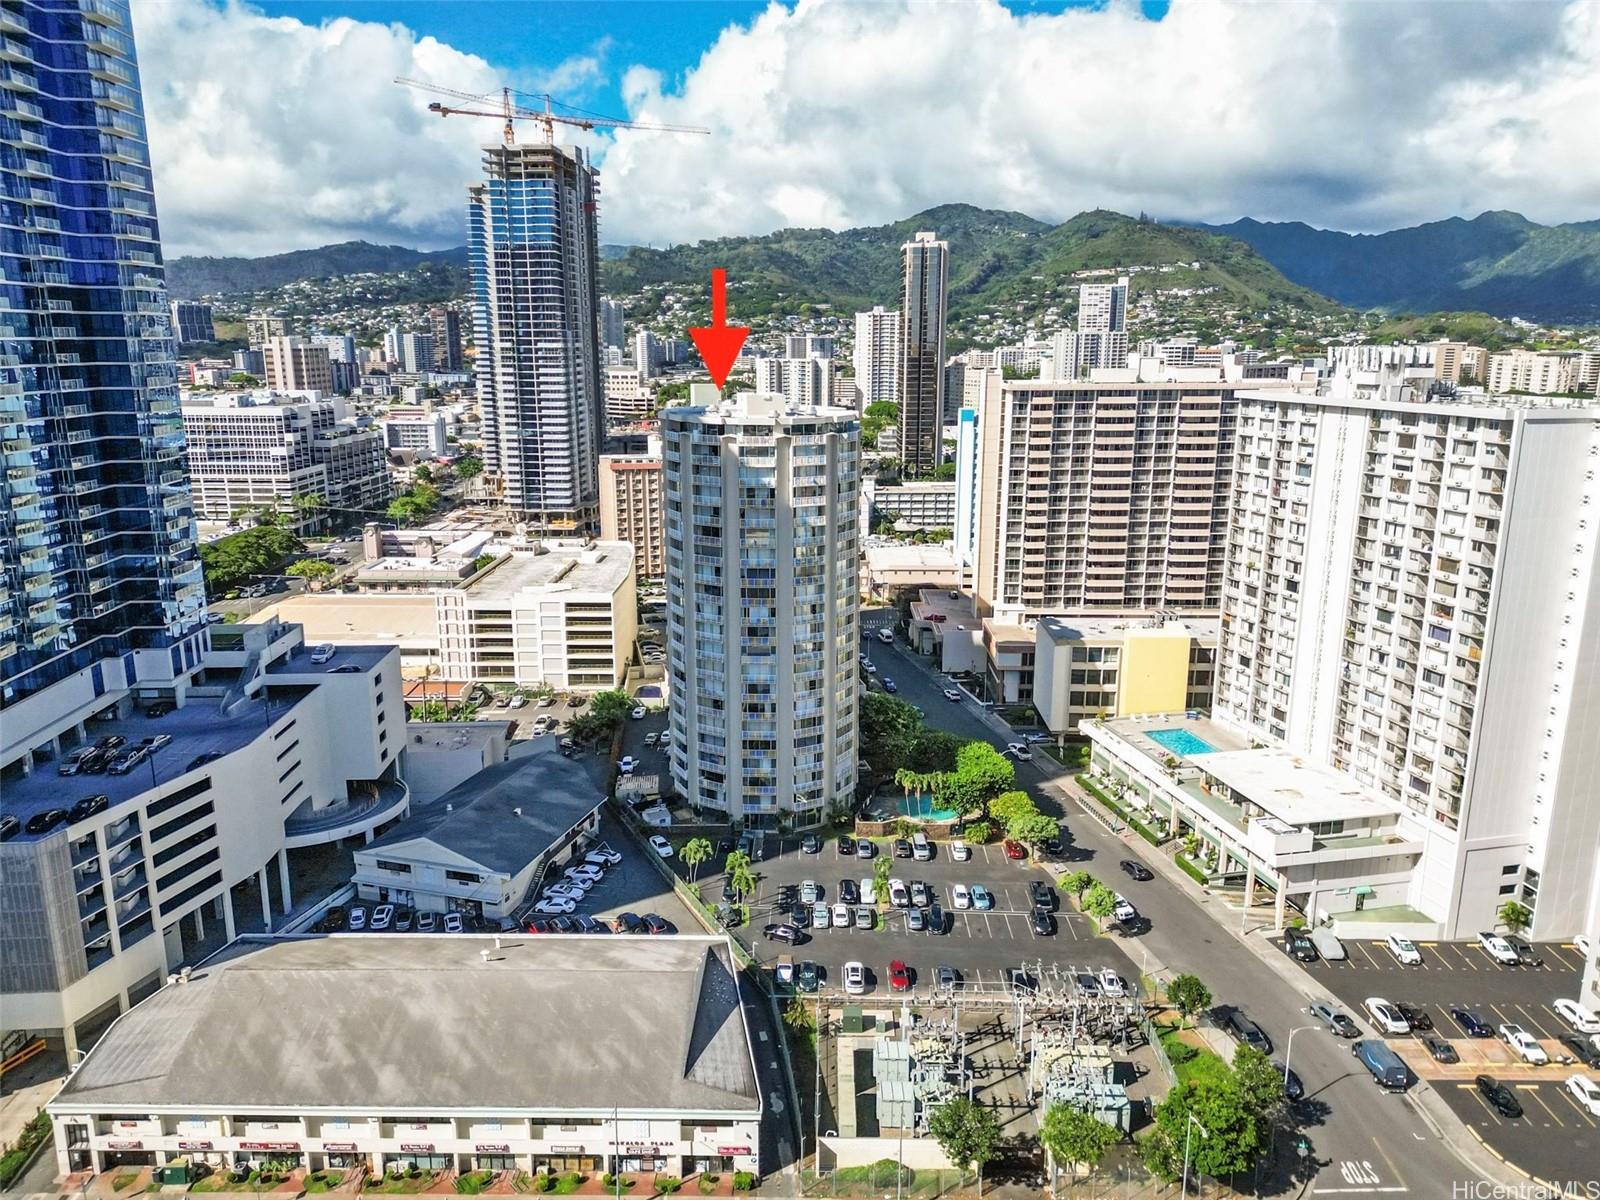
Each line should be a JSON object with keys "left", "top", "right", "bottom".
{"left": 168, "top": 241, "right": 468, "bottom": 298}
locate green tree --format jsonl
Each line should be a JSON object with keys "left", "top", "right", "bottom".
{"left": 908, "top": 728, "right": 964, "bottom": 772}
{"left": 1040, "top": 1104, "right": 1116, "bottom": 1187}
{"left": 412, "top": 464, "right": 435, "bottom": 484}
{"left": 872, "top": 852, "right": 892, "bottom": 904}
{"left": 1231, "top": 1045, "right": 1288, "bottom": 1127}
{"left": 1167, "top": 973, "right": 1213, "bottom": 1027}
{"left": 470, "top": 553, "right": 497, "bottom": 574}
{"left": 988, "top": 790, "right": 1037, "bottom": 827}
{"left": 1497, "top": 900, "right": 1532, "bottom": 936}
{"left": 927, "top": 1097, "right": 1002, "bottom": 1178}
{"left": 589, "top": 689, "right": 634, "bottom": 727}
{"left": 681, "top": 837, "right": 713, "bottom": 883}
{"left": 726, "top": 852, "right": 757, "bottom": 901}
{"left": 859, "top": 691, "right": 923, "bottom": 784}
{"left": 1080, "top": 882, "right": 1118, "bottom": 929}
{"left": 1008, "top": 810, "right": 1060, "bottom": 855}
{"left": 455, "top": 455, "right": 484, "bottom": 479}
{"left": 198, "top": 525, "right": 304, "bottom": 593}
{"left": 1143, "top": 1075, "right": 1263, "bottom": 1185}
{"left": 1060, "top": 870, "right": 1093, "bottom": 896}
{"left": 941, "top": 742, "right": 1014, "bottom": 816}
{"left": 284, "top": 557, "right": 335, "bottom": 583}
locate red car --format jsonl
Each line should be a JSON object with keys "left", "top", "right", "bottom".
{"left": 889, "top": 960, "right": 911, "bottom": 992}
{"left": 1003, "top": 839, "right": 1027, "bottom": 860}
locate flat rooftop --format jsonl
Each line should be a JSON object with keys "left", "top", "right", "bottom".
{"left": 266, "top": 640, "right": 395, "bottom": 674}
{"left": 466, "top": 544, "right": 633, "bottom": 601}
{"left": 0, "top": 692, "right": 312, "bottom": 840}
{"left": 910, "top": 588, "right": 976, "bottom": 625}
{"left": 51, "top": 934, "right": 759, "bottom": 1115}
{"left": 1191, "top": 747, "right": 1403, "bottom": 826}
{"left": 1038, "top": 614, "right": 1219, "bottom": 644}
{"left": 248, "top": 594, "right": 440, "bottom": 650}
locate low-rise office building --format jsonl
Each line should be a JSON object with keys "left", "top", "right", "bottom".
{"left": 0, "top": 622, "right": 407, "bottom": 1055}
{"left": 1033, "top": 616, "right": 1218, "bottom": 733}
{"left": 352, "top": 753, "right": 603, "bottom": 921}
{"left": 435, "top": 543, "right": 637, "bottom": 690}
{"left": 45, "top": 935, "right": 762, "bottom": 1181}
{"left": 865, "top": 480, "right": 956, "bottom": 532}
{"left": 381, "top": 412, "right": 449, "bottom": 457}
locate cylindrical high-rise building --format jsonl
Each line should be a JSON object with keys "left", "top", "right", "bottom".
{"left": 468, "top": 142, "right": 602, "bottom": 531}
{"left": 663, "top": 388, "right": 860, "bottom": 826}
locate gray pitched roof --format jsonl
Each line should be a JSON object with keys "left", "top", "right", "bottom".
{"left": 52, "top": 935, "right": 760, "bottom": 1115}
{"left": 365, "top": 753, "right": 603, "bottom": 876}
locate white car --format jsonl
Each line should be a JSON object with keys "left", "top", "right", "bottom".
{"left": 950, "top": 840, "right": 972, "bottom": 862}
{"left": 888, "top": 878, "right": 910, "bottom": 908}
{"left": 877, "top": 628, "right": 894, "bottom": 644}
{"left": 1004, "top": 742, "right": 1033, "bottom": 761}
{"left": 618, "top": 756, "right": 638, "bottom": 775}
{"left": 533, "top": 897, "right": 576, "bottom": 915}
{"left": 1098, "top": 969, "right": 1126, "bottom": 997}
{"left": 585, "top": 846, "right": 622, "bottom": 867}
{"left": 1566, "top": 1075, "right": 1600, "bottom": 1117}
{"left": 508, "top": 693, "right": 527, "bottom": 709}
{"left": 952, "top": 883, "right": 972, "bottom": 910}
{"left": 832, "top": 902, "right": 850, "bottom": 928}
{"left": 644, "top": 732, "right": 659, "bottom": 747}
{"left": 1478, "top": 931, "right": 1520, "bottom": 965}
{"left": 443, "top": 912, "right": 464, "bottom": 933}
{"left": 1385, "top": 934, "right": 1423, "bottom": 966}
{"left": 310, "top": 643, "right": 335, "bottom": 664}
{"left": 1554, "top": 997, "right": 1600, "bottom": 1035}
{"left": 1364, "top": 997, "right": 1411, "bottom": 1035}
{"left": 370, "top": 903, "right": 394, "bottom": 931}
{"left": 545, "top": 884, "right": 588, "bottom": 902}
{"left": 630, "top": 706, "right": 647, "bottom": 720}
{"left": 1499, "top": 1023, "right": 1549, "bottom": 1064}
{"left": 775, "top": 959, "right": 795, "bottom": 987}
{"left": 565, "top": 864, "right": 604, "bottom": 883}
{"left": 1113, "top": 896, "right": 1138, "bottom": 923}
{"left": 863, "top": 661, "right": 878, "bottom": 675}
{"left": 859, "top": 877, "right": 877, "bottom": 905}
{"left": 843, "top": 961, "right": 866, "bottom": 995}
{"left": 649, "top": 835, "right": 673, "bottom": 858}
{"left": 942, "top": 687, "right": 962, "bottom": 701}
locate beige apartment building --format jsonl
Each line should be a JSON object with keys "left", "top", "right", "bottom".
{"left": 1430, "top": 341, "right": 1489, "bottom": 385}
{"left": 599, "top": 452, "right": 666, "bottom": 579}
{"left": 973, "top": 374, "right": 1271, "bottom": 622}
{"left": 1485, "top": 348, "right": 1594, "bottom": 396}
{"left": 262, "top": 336, "right": 334, "bottom": 393}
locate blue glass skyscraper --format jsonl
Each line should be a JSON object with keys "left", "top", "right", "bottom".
{"left": 0, "top": 0, "right": 206, "bottom": 714}
{"left": 468, "top": 141, "right": 603, "bottom": 531}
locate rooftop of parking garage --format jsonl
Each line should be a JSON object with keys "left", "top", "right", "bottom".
{"left": 50, "top": 934, "right": 761, "bottom": 1115}
{"left": 465, "top": 542, "right": 634, "bottom": 601}
{"left": 0, "top": 692, "right": 314, "bottom": 841}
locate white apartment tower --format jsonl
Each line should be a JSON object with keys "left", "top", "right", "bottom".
{"left": 1214, "top": 377, "right": 1600, "bottom": 938}
{"left": 897, "top": 233, "right": 948, "bottom": 471}
{"left": 853, "top": 306, "right": 899, "bottom": 410}
{"left": 972, "top": 375, "right": 1248, "bottom": 621}
{"left": 662, "top": 388, "right": 860, "bottom": 826}
{"left": 753, "top": 356, "right": 836, "bottom": 408}
{"left": 468, "top": 142, "right": 603, "bottom": 531}
{"left": 1049, "top": 276, "right": 1130, "bottom": 379}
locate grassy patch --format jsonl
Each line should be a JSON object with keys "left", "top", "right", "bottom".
{"left": 0, "top": 1112, "right": 51, "bottom": 1189}
{"left": 551, "top": 1173, "right": 585, "bottom": 1196}
{"left": 1157, "top": 1023, "right": 1230, "bottom": 1088}
{"left": 304, "top": 1171, "right": 341, "bottom": 1194}
{"left": 1075, "top": 774, "right": 1167, "bottom": 845}
{"left": 1173, "top": 853, "right": 1209, "bottom": 885}
{"left": 112, "top": 1172, "right": 141, "bottom": 1193}
{"left": 455, "top": 1171, "right": 494, "bottom": 1194}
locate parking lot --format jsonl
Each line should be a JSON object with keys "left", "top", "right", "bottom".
{"left": 1291, "top": 935, "right": 1599, "bottom": 1185}
{"left": 699, "top": 831, "right": 1144, "bottom": 1000}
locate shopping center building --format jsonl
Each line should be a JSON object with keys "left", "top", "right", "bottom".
{"left": 46, "top": 935, "right": 762, "bottom": 1181}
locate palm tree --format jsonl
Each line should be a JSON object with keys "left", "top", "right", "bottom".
{"left": 681, "top": 837, "right": 713, "bottom": 883}
{"left": 728, "top": 856, "right": 757, "bottom": 902}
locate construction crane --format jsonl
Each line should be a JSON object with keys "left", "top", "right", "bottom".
{"left": 394, "top": 78, "right": 708, "bottom": 145}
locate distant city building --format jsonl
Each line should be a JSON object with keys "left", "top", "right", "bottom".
{"left": 182, "top": 391, "right": 390, "bottom": 525}
{"left": 382, "top": 326, "right": 403, "bottom": 365}
{"left": 603, "top": 366, "right": 653, "bottom": 421}
{"left": 469, "top": 142, "right": 603, "bottom": 530}
{"left": 246, "top": 314, "right": 295, "bottom": 348}
{"left": 784, "top": 333, "right": 834, "bottom": 359}
{"left": 1427, "top": 341, "right": 1488, "bottom": 384}
{"left": 867, "top": 480, "right": 956, "bottom": 531}
{"left": 435, "top": 543, "right": 636, "bottom": 689}
{"left": 232, "top": 348, "right": 266, "bottom": 377}
{"left": 381, "top": 411, "right": 449, "bottom": 457}
{"left": 599, "top": 451, "right": 666, "bottom": 579}
{"left": 1033, "top": 615, "right": 1217, "bottom": 733}
{"left": 169, "top": 300, "right": 215, "bottom": 345}
{"left": 310, "top": 332, "right": 356, "bottom": 364}
{"left": 853, "top": 306, "right": 900, "bottom": 409}
{"left": 427, "top": 306, "right": 464, "bottom": 371}
{"left": 752, "top": 356, "right": 836, "bottom": 407}
{"left": 400, "top": 331, "right": 435, "bottom": 375}
{"left": 262, "top": 336, "right": 334, "bottom": 394}
{"left": 1049, "top": 276, "right": 1130, "bottom": 379}
{"left": 599, "top": 297, "right": 626, "bottom": 349}
{"left": 633, "top": 329, "right": 664, "bottom": 377}
{"left": 897, "top": 233, "right": 948, "bottom": 471}
{"left": 663, "top": 388, "right": 860, "bottom": 824}
{"left": 1486, "top": 348, "right": 1591, "bottom": 395}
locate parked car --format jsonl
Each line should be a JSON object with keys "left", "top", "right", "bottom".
{"left": 1477, "top": 931, "right": 1520, "bottom": 965}
{"left": 1309, "top": 928, "right": 1346, "bottom": 961}
{"left": 0, "top": 815, "right": 17, "bottom": 841}
{"left": 764, "top": 923, "right": 804, "bottom": 944}
{"left": 1560, "top": 1034, "right": 1600, "bottom": 1067}
{"left": 912, "top": 834, "right": 933, "bottom": 861}
{"left": 319, "top": 906, "right": 348, "bottom": 932}
{"left": 950, "top": 840, "right": 972, "bottom": 862}
{"left": 140, "top": 734, "right": 172, "bottom": 753}
{"left": 796, "top": 961, "right": 820, "bottom": 993}
{"left": 1223, "top": 1009, "right": 1273, "bottom": 1054}
{"left": 906, "top": 907, "right": 926, "bottom": 933}
{"left": 1098, "top": 969, "right": 1125, "bottom": 997}
{"left": 630, "top": 706, "right": 647, "bottom": 720}
{"left": 618, "top": 756, "right": 638, "bottom": 775}
{"left": 585, "top": 845, "right": 622, "bottom": 867}
{"left": 1004, "top": 742, "right": 1033, "bottom": 761}
{"left": 837, "top": 835, "right": 856, "bottom": 856}
{"left": 613, "top": 912, "right": 644, "bottom": 934}
{"left": 1504, "top": 934, "right": 1542, "bottom": 966}
{"left": 106, "top": 747, "right": 147, "bottom": 775}
{"left": 855, "top": 839, "right": 875, "bottom": 860}
{"left": 370, "top": 904, "right": 395, "bottom": 931}
{"left": 843, "top": 961, "right": 867, "bottom": 995}
{"left": 347, "top": 906, "right": 368, "bottom": 931}
{"left": 927, "top": 902, "right": 945, "bottom": 934}
{"left": 649, "top": 835, "right": 673, "bottom": 858}
{"left": 533, "top": 897, "right": 575, "bottom": 915}
{"left": 1475, "top": 1075, "right": 1523, "bottom": 1118}
{"left": 1120, "top": 859, "right": 1154, "bottom": 881}
{"left": 881, "top": 678, "right": 898, "bottom": 694}
{"left": 1385, "top": 934, "right": 1424, "bottom": 966}
{"left": 1364, "top": 998, "right": 1412, "bottom": 1035}
{"left": 1032, "top": 911, "right": 1055, "bottom": 936}
{"left": 970, "top": 885, "right": 994, "bottom": 911}
{"left": 443, "top": 913, "right": 464, "bottom": 933}
{"left": 1352, "top": 1040, "right": 1410, "bottom": 1090}
{"left": 942, "top": 687, "right": 962, "bottom": 701}
{"left": 951, "top": 883, "right": 971, "bottom": 910}
{"left": 801, "top": 834, "right": 821, "bottom": 854}
{"left": 1499, "top": 1024, "right": 1548, "bottom": 1064}
{"left": 1113, "top": 896, "right": 1138, "bottom": 923}
{"left": 1073, "top": 973, "right": 1102, "bottom": 998}
{"left": 1284, "top": 929, "right": 1319, "bottom": 962}
{"left": 642, "top": 914, "right": 672, "bottom": 935}
{"left": 1310, "top": 1000, "right": 1359, "bottom": 1038}
{"left": 936, "top": 965, "right": 961, "bottom": 992}
{"left": 1275, "top": 1063, "right": 1305, "bottom": 1102}
{"left": 893, "top": 838, "right": 912, "bottom": 858}
{"left": 143, "top": 701, "right": 175, "bottom": 718}
{"left": 24, "top": 809, "right": 68, "bottom": 834}
{"left": 859, "top": 878, "right": 877, "bottom": 905}
{"left": 1554, "top": 997, "right": 1600, "bottom": 1035}
{"left": 310, "top": 643, "right": 336, "bottom": 664}
{"left": 908, "top": 880, "right": 930, "bottom": 907}
{"left": 1030, "top": 881, "right": 1057, "bottom": 911}
{"left": 888, "top": 960, "right": 911, "bottom": 992}
{"left": 1565, "top": 1075, "right": 1600, "bottom": 1118}
{"left": 1451, "top": 1008, "right": 1494, "bottom": 1038}
{"left": 832, "top": 902, "right": 850, "bottom": 928}
{"left": 1002, "top": 839, "right": 1027, "bottom": 860}
{"left": 1420, "top": 1034, "right": 1458, "bottom": 1064}
{"left": 68, "top": 794, "right": 109, "bottom": 822}
{"left": 1395, "top": 1003, "right": 1433, "bottom": 1031}
{"left": 812, "top": 901, "right": 830, "bottom": 928}
{"left": 888, "top": 878, "right": 910, "bottom": 907}
{"left": 800, "top": 879, "right": 822, "bottom": 904}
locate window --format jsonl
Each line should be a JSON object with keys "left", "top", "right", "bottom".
{"left": 275, "top": 739, "right": 300, "bottom": 762}
{"left": 1501, "top": 864, "right": 1518, "bottom": 875}
{"left": 376, "top": 860, "right": 412, "bottom": 874}
{"left": 145, "top": 777, "right": 213, "bottom": 818}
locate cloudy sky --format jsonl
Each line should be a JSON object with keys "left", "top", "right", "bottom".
{"left": 134, "top": 0, "right": 1600, "bottom": 259}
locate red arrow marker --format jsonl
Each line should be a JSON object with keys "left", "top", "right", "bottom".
{"left": 688, "top": 267, "right": 749, "bottom": 390}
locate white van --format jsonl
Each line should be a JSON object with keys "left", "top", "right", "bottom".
{"left": 877, "top": 628, "right": 894, "bottom": 644}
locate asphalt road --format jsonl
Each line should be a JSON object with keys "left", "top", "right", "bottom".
{"left": 858, "top": 614, "right": 1492, "bottom": 1198}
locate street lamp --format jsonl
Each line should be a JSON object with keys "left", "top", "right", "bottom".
{"left": 1180, "top": 1113, "right": 1210, "bottom": 1200}
{"left": 1282, "top": 1025, "right": 1317, "bottom": 1090}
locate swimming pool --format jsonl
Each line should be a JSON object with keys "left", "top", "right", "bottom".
{"left": 1147, "top": 728, "right": 1218, "bottom": 758}
{"left": 896, "top": 794, "right": 960, "bottom": 822}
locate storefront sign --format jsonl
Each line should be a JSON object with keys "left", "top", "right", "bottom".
{"left": 716, "top": 1147, "right": 752, "bottom": 1156}
{"left": 619, "top": 1144, "right": 662, "bottom": 1155}
{"left": 238, "top": 1142, "right": 301, "bottom": 1152}
{"left": 399, "top": 1143, "right": 434, "bottom": 1154}
{"left": 474, "top": 1145, "right": 510, "bottom": 1154}
{"left": 548, "top": 1146, "right": 585, "bottom": 1155}
{"left": 106, "top": 1141, "right": 143, "bottom": 1151}
{"left": 178, "top": 1141, "right": 214, "bottom": 1152}
{"left": 321, "top": 1143, "right": 358, "bottom": 1153}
